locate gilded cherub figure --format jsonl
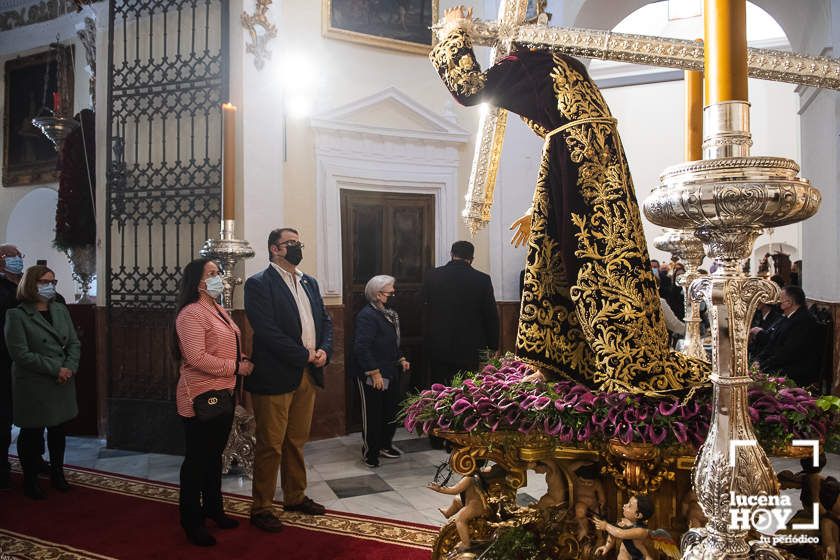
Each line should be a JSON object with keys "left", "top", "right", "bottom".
{"left": 428, "top": 464, "right": 507, "bottom": 555}
{"left": 594, "top": 494, "right": 678, "bottom": 560}
{"left": 570, "top": 461, "right": 606, "bottom": 541}
{"left": 530, "top": 458, "right": 568, "bottom": 509}
{"left": 778, "top": 454, "right": 840, "bottom": 560}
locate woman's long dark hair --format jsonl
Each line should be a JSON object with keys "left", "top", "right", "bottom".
{"left": 171, "top": 258, "right": 211, "bottom": 361}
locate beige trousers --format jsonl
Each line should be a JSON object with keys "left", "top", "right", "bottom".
{"left": 250, "top": 372, "right": 316, "bottom": 514}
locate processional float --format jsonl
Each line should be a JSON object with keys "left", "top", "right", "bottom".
{"left": 426, "top": 0, "right": 831, "bottom": 559}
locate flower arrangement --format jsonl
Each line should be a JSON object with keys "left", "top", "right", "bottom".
{"left": 401, "top": 358, "right": 839, "bottom": 452}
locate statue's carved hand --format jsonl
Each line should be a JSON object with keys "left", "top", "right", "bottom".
{"left": 509, "top": 209, "right": 532, "bottom": 248}
{"left": 444, "top": 5, "right": 473, "bottom": 24}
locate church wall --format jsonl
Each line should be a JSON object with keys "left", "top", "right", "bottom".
{"left": 799, "top": 88, "right": 840, "bottom": 302}
{"left": 0, "top": 10, "right": 94, "bottom": 297}
{"left": 601, "top": 77, "right": 802, "bottom": 276}
{"left": 272, "top": 0, "right": 494, "bottom": 305}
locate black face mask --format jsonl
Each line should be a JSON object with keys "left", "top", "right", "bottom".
{"left": 284, "top": 244, "right": 303, "bottom": 266}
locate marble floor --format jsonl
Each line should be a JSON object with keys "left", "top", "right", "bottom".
{"left": 5, "top": 427, "right": 549, "bottom": 527}
{"left": 7, "top": 427, "right": 839, "bottom": 529}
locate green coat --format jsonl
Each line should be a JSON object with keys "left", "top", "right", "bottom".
{"left": 4, "top": 301, "right": 81, "bottom": 428}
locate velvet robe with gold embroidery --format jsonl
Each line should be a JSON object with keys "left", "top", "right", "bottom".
{"left": 430, "top": 27, "right": 709, "bottom": 396}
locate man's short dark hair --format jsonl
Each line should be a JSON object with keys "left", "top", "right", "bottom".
{"left": 650, "top": 259, "right": 660, "bottom": 266}
{"left": 267, "top": 228, "right": 299, "bottom": 253}
{"left": 783, "top": 285, "right": 806, "bottom": 306}
{"left": 451, "top": 241, "right": 474, "bottom": 260}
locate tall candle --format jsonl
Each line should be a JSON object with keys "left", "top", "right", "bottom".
{"left": 685, "top": 66, "right": 703, "bottom": 161}
{"left": 52, "top": 92, "right": 61, "bottom": 113}
{"left": 704, "top": 0, "right": 748, "bottom": 104}
{"left": 222, "top": 103, "right": 236, "bottom": 221}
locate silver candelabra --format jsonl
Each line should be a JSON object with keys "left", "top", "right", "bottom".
{"left": 644, "top": 97, "right": 820, "bottom": 559}
{"left": 200, "top": 219, "right": 255, "bottom": 310}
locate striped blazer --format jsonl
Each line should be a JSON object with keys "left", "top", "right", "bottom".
{"left": 175, "top": 296, "right": 240, "bottom": 418}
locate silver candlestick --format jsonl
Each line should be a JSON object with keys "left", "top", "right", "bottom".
{"left": 644, "top": 98, "right": 820, "bottom": 559}
{"left": 653, "top": 228, "right": 708, "bottom": 362}
{"left": 200, "top": 219, "right": 255, "bottom": 310}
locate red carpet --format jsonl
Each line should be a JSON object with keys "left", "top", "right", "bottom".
{"left": 0, "top": 460, "right": 435, "bottom": 559}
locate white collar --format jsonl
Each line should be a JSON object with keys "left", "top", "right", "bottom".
{"left": 270, "top": 261, "right": 302, "bottom": 280}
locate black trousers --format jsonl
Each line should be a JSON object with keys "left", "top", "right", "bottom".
{"left": 179, "top": 411, "right": 234, "bottom": 530}
{"left": 17, "top": 425, "right": 64, "bottom": 478}
{"left": 356, "top": 377, "right": 401, "bottom": 464}
{"left": 0, "top": 361, "right": 11, "bottom": 474}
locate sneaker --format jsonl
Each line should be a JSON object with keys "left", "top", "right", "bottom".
{"left": 379, "top": 447, "right": 403, "bottom": 459}
{"left": 363, "top": 458, "right": 380, "bottom": 468}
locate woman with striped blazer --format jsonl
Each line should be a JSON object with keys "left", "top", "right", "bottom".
{"left": 173, "top": 258, "right": 253, "bottom": 546}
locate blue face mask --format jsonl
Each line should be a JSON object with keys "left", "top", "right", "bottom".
{"left": 3, "top": 256, "right": 23, "bottom": 275}
{"left": 204, "top": 275, "right": 224, "bottom": 299}
{"left": 37, "top": 284, "right": 56, "bottom": 301}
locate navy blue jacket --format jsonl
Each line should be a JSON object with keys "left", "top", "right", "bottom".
{"left": 352, "top": 304, "right": 401, "bottom": 381}
{"left": 243, "top": 265, "right": 333, "bottom": 395}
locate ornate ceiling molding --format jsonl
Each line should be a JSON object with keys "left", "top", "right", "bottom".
{"left": 0, "top": 0, "right": 98, "bottom": 32}
{"left": 241, "top": 0, "right": 277, "bottom": 70}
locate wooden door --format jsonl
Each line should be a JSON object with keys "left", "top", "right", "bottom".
{"left": 341, "top": 190, "right": 435, "bottom": 432}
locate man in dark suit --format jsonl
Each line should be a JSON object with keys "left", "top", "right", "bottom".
{"left": 422, "top": 241, "right": 499, "bottom": 388}
{"left": 751, "top": 285, "right": 821, "bottom": 389}
{"left": 0, "top": 244, "right": 25, "bottom": 489}
{"left": 244, "top": 228, "right": 333, "bottom": 532}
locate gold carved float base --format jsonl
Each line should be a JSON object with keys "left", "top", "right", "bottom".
{"left": 430, "top": 431, "right": 818, "bottom": 560}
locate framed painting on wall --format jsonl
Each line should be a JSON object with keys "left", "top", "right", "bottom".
{"left": 3, "top": 47, "right": 74, "bottom": 187}
{"left": 322, "top": 0, "right": 440, "bottom": 54}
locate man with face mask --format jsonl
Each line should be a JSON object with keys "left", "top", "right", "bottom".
{"left": 0, "top": 244, "right": 24, "bottom": 487}
{"left": 243, "top": 228, "right": 333, "bottom": 532}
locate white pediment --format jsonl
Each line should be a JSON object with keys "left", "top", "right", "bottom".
{"left": 310, "top": 87, "right": 469, "bottom": 144}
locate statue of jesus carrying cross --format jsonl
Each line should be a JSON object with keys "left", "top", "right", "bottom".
{"left": 431, "top": 5, "right": 710, "bottom": 397}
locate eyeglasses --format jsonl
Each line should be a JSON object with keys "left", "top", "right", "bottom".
{"left": 37, "top": 280, "right": 58, "bottom": 286}
{"left": 381, "top": 290, "right": 396, "bottom": 296}
{"left": 277, "top": 241, "right": 304, "bottom": 249}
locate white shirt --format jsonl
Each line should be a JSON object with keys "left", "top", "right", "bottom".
{"left": 271, "top": 262, "right": 317, "bottom": 351}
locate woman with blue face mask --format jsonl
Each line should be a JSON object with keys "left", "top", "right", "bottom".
{"left": 172, "top": 258, "right": 253, "bottom": 546}
{"left": 3, "top": 265, "right": 80, "bottom": 500}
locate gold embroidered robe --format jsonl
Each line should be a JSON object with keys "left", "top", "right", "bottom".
{"left": 430, "top": 28, "right": 709, "bottom": 396}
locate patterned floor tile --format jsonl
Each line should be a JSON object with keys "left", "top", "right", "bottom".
{"left": 326, "top": 474, "right": 393, "bottom": 499}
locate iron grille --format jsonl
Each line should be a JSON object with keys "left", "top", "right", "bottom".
{"left": 106, "top": 0, "right": 227, "bottom": 310}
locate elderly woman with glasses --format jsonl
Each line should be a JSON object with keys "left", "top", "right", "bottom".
{"left": 352, "top": 275, "right": 410, "bottom": 468}
{"left": 3, "top": 265, "right": 80, "bottom": 500}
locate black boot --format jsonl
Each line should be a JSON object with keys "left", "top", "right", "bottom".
{"left": 46, "top": 425, "right": 68, "bottom": 491}
{"left": 50, "top": 468, "right": 70, "bottom": 492}
{"left": 23, "top": 472, "right": 46, "bottom": 500}
{"left": 18, "top": 430, "right": 46, "bottom": 499}
{"left": 184, "top": 525, "right": 216, "bottom": 546}
{"left": 206, "top": 511, "right": 239, "bottom": 529}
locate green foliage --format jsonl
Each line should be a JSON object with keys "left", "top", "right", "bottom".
{"left": 482, "top": 526, "right": 541, "bottom": 560}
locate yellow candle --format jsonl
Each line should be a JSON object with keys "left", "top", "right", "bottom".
{"left": 704, "top": 0, "right": 748, "bottom": 104}
{"left": 222, "top": 102, "right": 237, "bottom": 221}
{"left": 685, "top": 66, "right": 703, "bottom": 161}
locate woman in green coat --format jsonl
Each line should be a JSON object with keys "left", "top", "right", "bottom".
{"left": 4, "top": 265, "right": 80, "bottom": 499}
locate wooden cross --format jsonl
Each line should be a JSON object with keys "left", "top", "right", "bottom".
{"left": 461, "top": 0, "right": 531, "bottom": 233}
